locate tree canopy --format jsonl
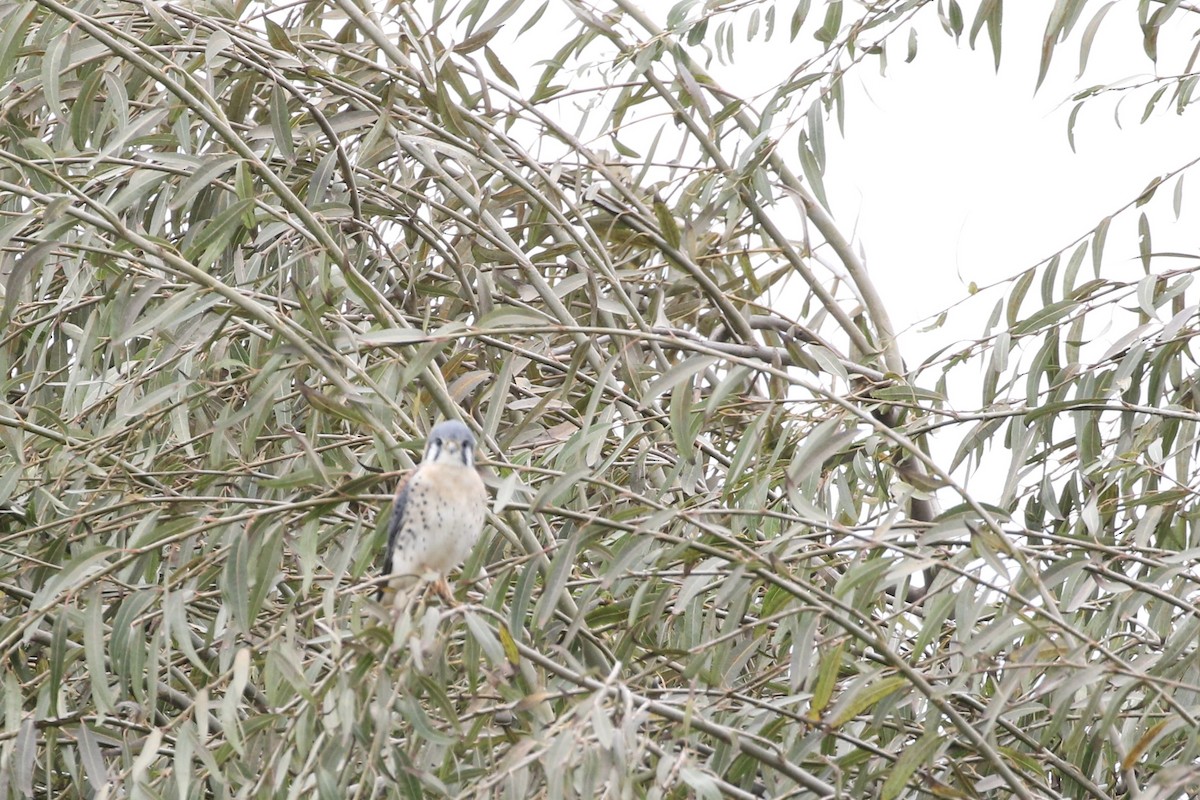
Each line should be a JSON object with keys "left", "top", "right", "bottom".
{"left": 1, "top": 1, "right": 1198, "bottom": 797}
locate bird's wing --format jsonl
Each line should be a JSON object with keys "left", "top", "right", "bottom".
{"left": 382, "top": 472, "right": 412, "bottom": 576}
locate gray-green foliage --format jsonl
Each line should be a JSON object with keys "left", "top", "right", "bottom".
{"left": 0, "top": 0, "right": 1197, "bottom": 797}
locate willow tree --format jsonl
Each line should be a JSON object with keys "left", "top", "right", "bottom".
{"left": 1, "top": 1, "right": 1197, "bottom": 797}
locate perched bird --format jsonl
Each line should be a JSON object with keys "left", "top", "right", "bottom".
{"left": 378, "top": 420, "right": 488, "bottom": 603}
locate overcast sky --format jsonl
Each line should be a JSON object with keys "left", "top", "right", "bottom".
{"left": 820, "top": 3, "right": 1200, "bottom": 352}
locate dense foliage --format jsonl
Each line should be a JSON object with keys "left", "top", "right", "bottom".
{"left": 1, "top": 0, "right": 1197, "bottom": 797}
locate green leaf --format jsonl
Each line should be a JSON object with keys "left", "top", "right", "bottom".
{"left": 1006, "top": 268, "right": 1035, "bottom": 327}
{"left": 798, "top": 137, "right": 829, "bottom": 209}
{"left": 222, "top": 531, "right": 253, "bottom": 634}
{"left": 1078, "top": 2, "right": 1117, "bottom": 76}
{"left": 643, "top": 355, "right": 719, "bottom": 404}
{"left": 1011, "top": 298, "right": 1077, "bottom": 335}
{"left": 970, "top": 0, "right": 1002, "bottom": 71}
{"left": 652, "top": 196, "right": 682, "bottom": 250}
{"left": 483, "top": 44, "right": 520, "bottom": 89}
{"left": 169, "top": 155, "right": 242, "bottom": 210}
{"left": 808, "top": 639, "right": 844, "bottom": 717}
{"left": 1138, "top": 211, "right": 1152, "bottom": 272}
{"left": 30, "top": 548, "right": 116, "bottom": 610}
{"left": 1092, "top": 216, "right": 1111, "bottom": 276}
{"left": 827, "top": 675, "right": 907, "bottom": 728}
{"left": 0, "top": 3, "right": 34, "bottom": 84}
{"left": 790, "top": 0, "right": 811, "bottom": 40}
{"left": 870, "top": 383, "right": 945, "bottom": 403}
{"left": 881, "top": 723, "right": 946, "bottom": 800}
{"left": 463, "top": 610, "right": 506, "bottom": 666}
{"left": 813, "top": 0, "right": 841, "bottom": 44}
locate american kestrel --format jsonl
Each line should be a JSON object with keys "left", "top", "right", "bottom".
{"left": 378, "top": 420, "right": 487, "bottom": 602}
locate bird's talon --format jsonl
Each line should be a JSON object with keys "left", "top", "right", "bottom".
{"left": 431, "top": 578, "right": 455, "bottom": 603}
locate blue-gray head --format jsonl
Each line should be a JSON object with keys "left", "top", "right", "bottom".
{"left": 423, "top": 420, "right": 477, "bottom": 467}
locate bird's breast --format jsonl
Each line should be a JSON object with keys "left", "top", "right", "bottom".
{"left": 394, "top": 463, "right": 487, "bottom": 574}
{"left": 416, "top": 462, "right": 487, "bottom": 508}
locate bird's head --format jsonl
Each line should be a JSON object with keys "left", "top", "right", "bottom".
{"left": 423, "top": 420, "right": 477, "bottom": 467}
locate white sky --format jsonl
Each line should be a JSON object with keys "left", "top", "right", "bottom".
{"left": 798, "top": 3, "right": 1200, "bottom": 497}
{"left": 821, "top": 3, "right": 1200, "bottom": 353}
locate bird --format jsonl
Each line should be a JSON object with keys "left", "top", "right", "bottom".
{"left": 378, "top": 420, "right": 488, "bottom": 604}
